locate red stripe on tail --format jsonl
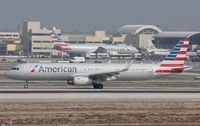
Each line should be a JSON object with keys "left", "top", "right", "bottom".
{"left": 178, "top": 51, "right": 186, "bottom": 54}
{"left": 175, "top": 57, "right": 185, "bottom": 61}
{"left": 182, "top": 45, "right": 188, "bottom": 48}
{"left": 185, "top": 38, "right": 190, "bottom": 41}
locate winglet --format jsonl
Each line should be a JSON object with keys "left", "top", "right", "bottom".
{"left": 120, "top": 60, "right": 133, "bottom": 72}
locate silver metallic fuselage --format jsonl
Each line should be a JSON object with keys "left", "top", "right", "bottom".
{"left": 6, "top": 63, "right": 163, "bottom": 81}
{"left": 61, "top": 44, "right": 138, "bottom": 54}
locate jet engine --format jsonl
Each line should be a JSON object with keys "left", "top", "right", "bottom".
{"left": 67, "top": 76, "right": 92, "bottom": 85}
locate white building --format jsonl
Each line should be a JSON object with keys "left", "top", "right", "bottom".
{"left": 118, "top": 25, "right": 200, "bottom": 51}
{"left": 0, "top": 32, "right": 20, "bottom": 39}
{"left": 112, "top": 34, "right": 126, "bottom": 45}
{"left": 118, "top": 25, "right": 162, "bottom": 49}
{"left": 0, "top": 32, "right": 21, "bottom": 55}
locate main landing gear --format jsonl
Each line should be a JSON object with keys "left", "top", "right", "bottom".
{"left": 93, "top": 83, "right": 104, "bottom": 89}
{"left": 24, "top": 80, "right": 29, "bottom": 88}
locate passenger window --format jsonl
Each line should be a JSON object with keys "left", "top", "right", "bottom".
{"left": 11, "top": 67, "right": 19, "bottom": 70}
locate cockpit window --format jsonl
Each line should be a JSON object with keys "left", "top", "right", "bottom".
{"left": 11, "top": 67, "right": 19, "bottom": 70}
{"left": 11, "top": 68, "right": 16, "bottom": 70}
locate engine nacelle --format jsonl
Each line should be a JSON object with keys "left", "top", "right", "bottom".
{"left": 67, "top": 76, "right": 92, "bottom": 85}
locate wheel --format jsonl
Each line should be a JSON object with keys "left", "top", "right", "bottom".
{"left": 98, "top": 84, "right": 103, "bottom": 89}
{"left": 93, "top": 83, "right": 104, "bottom": 89}
{"left": 93, "top": 84, "right": 99, "bottom": 89}
{"left": 24, "top": 84, "right": 28, "bottom": 89}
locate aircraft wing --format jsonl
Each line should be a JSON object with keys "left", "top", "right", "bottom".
{"left": 74, "top": 61, "right": 133, "bottom": 81}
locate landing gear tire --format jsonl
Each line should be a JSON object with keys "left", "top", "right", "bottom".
{"left": 24, "top": 84, "right": 28, "bottom": 89}
{"left": 24, "top": 80, "right": 29, "bottom": 89}
{"left": 98, "top": 84, "right": 103, "bottom": 89}
{"left": 93, "top": 84, "right": 98, "bottom": 89}
{"left": 93, "top": 83, "right": 104, "bottom": 89}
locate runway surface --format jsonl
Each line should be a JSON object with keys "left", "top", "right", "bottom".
{"left": 1, "top": 88, "right": 200, "bottom": 101}
{"left": 0, "top": 79, "right": 199, "bottom": 83}
{"left": 1, "top": 87, "right": 200, "bottom": 93}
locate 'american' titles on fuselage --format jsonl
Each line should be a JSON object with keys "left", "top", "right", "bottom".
{"left": 37, "top": 66, "right": 77, "bottom": 73}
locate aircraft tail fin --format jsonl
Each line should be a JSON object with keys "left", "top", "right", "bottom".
{"left": 49, "top": 31, "right": 66, "bottom": 45}
{"left": 49, "top": 30, "right": 72, "bottom": 52}
{"left": 156, "top": 38, "right": 190, "bottom": 73}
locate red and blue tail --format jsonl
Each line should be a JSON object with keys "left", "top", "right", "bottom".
{"left": 49, "top": 31, "right": 72, "bottom": 52}
{"left": 156, "top": 38, "right": 190, "bottom": 73}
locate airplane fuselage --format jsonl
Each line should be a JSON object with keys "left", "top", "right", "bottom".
{"left": 6, "top": 63, "right": 162, "bottom": 81}
{"left": 57, "top": 43, "right": 138, "bottom": 54}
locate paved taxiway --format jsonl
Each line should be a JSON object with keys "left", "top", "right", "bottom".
{"left": 1, "top": 88, "right": 200, "bottom": 101}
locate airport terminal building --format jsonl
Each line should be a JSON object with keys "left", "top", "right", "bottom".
{"left": 118, "top": 25, "right": 200, "bottom": 52}
{"left": 0, "top": 32, "right": 22, "bottom": 55}
{"left": 118, "top": 25, "right": 162, "bottom": 49}
{"left": 22, "top": 21, "right": 126, "bottom": 57}
{"left": 153, "top": 32, "right": 200, "bottom": 50}
{"left": 20, "top": 21, "right": 200, "bottom": 57}
{"left": 22, "top": 22, "right": 63, "bottom": 57}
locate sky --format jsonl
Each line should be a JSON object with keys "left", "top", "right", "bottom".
{"left": 0, "top": 0, "right": 200, "bottom": 33}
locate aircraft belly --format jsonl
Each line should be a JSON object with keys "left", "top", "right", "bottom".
{"left": 117, "top": 71, "right": 157, "bottom": 81}
{"left": 71, "top": 47, "right": 91, "bottom": 53}
{"left": 72, "top": 48, "right": 86, "bottom": 53}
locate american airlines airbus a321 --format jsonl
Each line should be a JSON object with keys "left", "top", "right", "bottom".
{"left": 6, "top": 38, "right": 191, "bottom": 89}
{"left": 49, "top": 30, "right": 138, "bottom": 56}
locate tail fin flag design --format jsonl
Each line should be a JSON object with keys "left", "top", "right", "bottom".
{"left": 156, "top": 38, "right": 190, "bottom": 73}
{"left": 49, "top": 30, "right": 72, "bottom": 52}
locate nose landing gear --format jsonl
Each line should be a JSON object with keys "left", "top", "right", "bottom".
{"left": 24, "top": 80, "right": 29, "bottom": 88}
